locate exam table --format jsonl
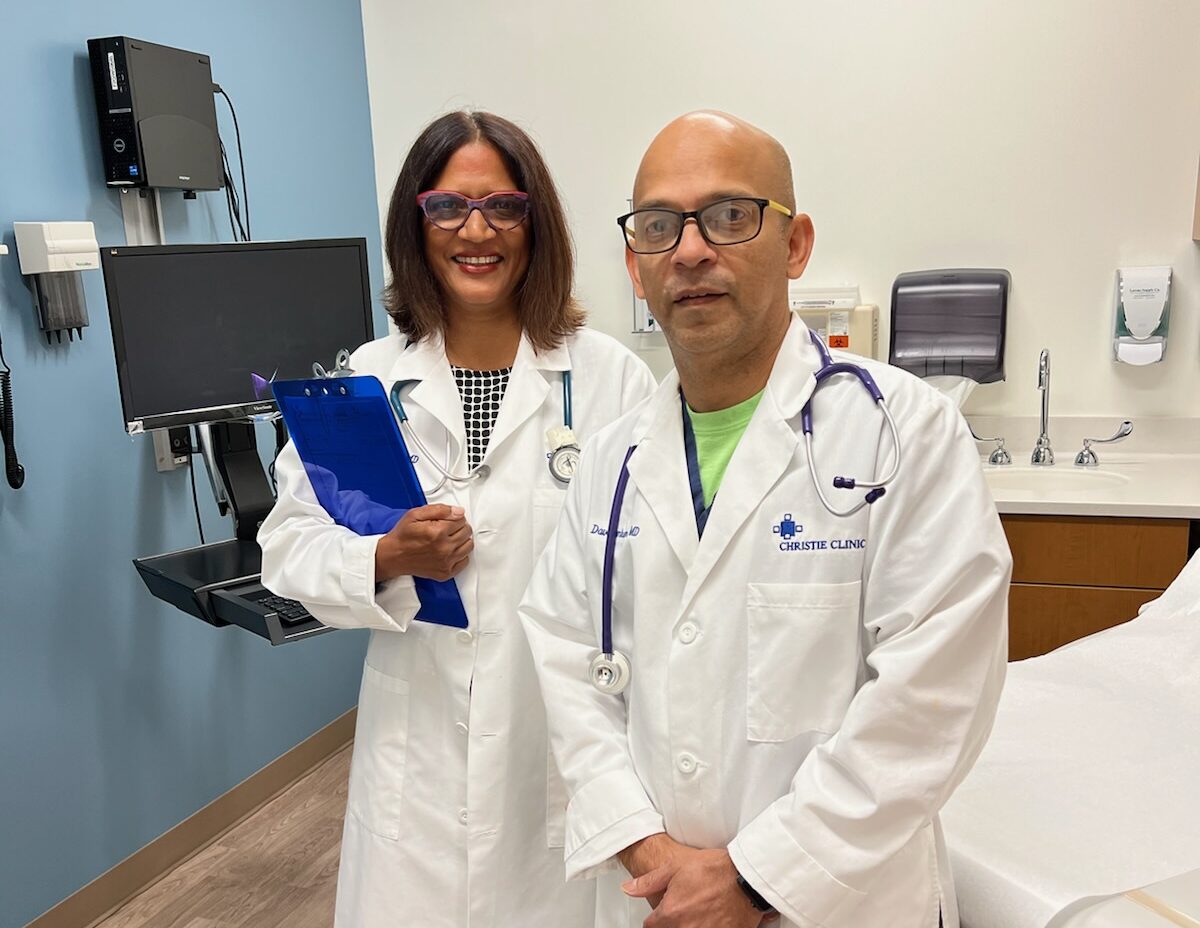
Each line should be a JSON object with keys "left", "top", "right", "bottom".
{"left": 941, "top": 551, "right": 1200, "bottom": 928}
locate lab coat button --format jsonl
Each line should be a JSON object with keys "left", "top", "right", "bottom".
{"left": 458, "top": 808, "right": 468, "bottom": 824}
{"left": 455, "top": 721, "right": 468, "bottom": 735}
{"left": 456, "top": 631, "right": 473, "bottom": 644}
{"left": 678, "top": 623, "right": 698, "bottom": 644}
{"left": 676, "top": 753, "right": 697, "bottom": 774}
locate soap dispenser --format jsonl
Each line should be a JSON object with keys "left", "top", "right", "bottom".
{"left": 1113, "top": 266, "right": 1171, "bottom": 365}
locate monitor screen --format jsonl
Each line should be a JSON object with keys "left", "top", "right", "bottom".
{"left": 101, "top": 239, "right": 376, "bottom": 432}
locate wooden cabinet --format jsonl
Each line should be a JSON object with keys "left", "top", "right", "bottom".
{"left": 1001, "top": 515, "right": 1191, "bottom": 660}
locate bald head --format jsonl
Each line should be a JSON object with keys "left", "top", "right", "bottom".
{"left": 621, "top": 111, "right": 815, "bottom": 395}
{"left": 633, "top": 110, "right": 795, "bottom": 212}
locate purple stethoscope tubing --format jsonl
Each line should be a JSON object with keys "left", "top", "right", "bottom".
{"left": 600, "top": 445, "right": 637, "bottom": 657}
{"left": 802, "top": 330, "right": 902, "bottom": 517}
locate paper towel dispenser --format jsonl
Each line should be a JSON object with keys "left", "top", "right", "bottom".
{"left": 889, "top": 268, "right": 1009, "bottom": 384}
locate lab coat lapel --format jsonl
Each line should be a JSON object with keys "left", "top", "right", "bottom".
{"left": 386, "top": 335, "right": 466, "bottom": 466}
{"left": 679, "top": 316, "right": 819, "bottom": 605}
{"left": 626, "top": 372, "right": 699, "bottom": 574}
{"left": 484, "top": 334, "right": 564, "bottom": 461}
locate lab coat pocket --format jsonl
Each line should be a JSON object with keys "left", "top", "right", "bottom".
{"left": 531, "top": 487, "right": 567, "bottom": 560}
{"left": 546, "top": 748, "right": 568, "bottom": 848}
{"left": 346, "top": 663, "right": 411, "bottom": 840}
{"left": 746, "top": 580, "right": 862, "bottom": 742}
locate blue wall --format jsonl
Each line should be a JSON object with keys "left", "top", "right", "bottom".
{"left": 0, "top": 4, "right": 383, "bottom": 924}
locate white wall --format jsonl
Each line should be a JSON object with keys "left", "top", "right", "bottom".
{"left": 361, "top": 0, "right": 1200, "bottom": 418}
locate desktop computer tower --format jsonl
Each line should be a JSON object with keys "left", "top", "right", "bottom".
{"left": 87, "top": 36, "right": 224, "bottom": 192}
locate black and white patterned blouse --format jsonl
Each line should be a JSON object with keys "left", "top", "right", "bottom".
{"left": 452, "top": 365, "right": 512, "bottom": 469}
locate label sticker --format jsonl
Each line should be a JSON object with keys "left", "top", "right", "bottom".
{"left": 828, "top": 310, "right": 850, "bottom": 347}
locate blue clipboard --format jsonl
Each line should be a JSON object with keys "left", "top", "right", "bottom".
{"left": 272, "top": 375, "right": 469, "bottom": 629}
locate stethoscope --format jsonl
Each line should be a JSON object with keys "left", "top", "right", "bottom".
{"left": 588, "top": 331, "right": 903, "bottom": 695}
{"left": 388, "top": 370, "right": 580, "bottom": 494}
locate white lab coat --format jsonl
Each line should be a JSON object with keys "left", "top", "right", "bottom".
{"left": 258, "top": 327, "right": 656, "bottom": 928}
{"left": 519, "top": 316, "right": 1011, "bottom": 928}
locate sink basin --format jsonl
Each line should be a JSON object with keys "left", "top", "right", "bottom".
{"left": 983, "top": 464, "right": 1131, "bottom": 493}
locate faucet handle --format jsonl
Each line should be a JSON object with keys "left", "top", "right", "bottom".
{"left": 1074, "top": 420, "right": 1133, "bottom": 467}
{"left": 968, "top": 425, "right": 1012, "bottom": 466}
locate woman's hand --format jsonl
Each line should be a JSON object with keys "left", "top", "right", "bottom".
{"left": 375, "top": 505, "right": 474, "bottom": 582}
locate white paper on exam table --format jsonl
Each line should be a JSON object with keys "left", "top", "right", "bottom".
{"left": 941, "top": 551, "right": 1200, "bottom": 928}
{"left": 1048, "top": 867, "right": 1200, "bottom": 928}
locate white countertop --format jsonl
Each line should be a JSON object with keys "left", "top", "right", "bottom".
{"left": 981, "top": 453, "right": 1200, "bottom": 518}
{"left": 966, "top": 416, "right": 1200, "bottom": 518}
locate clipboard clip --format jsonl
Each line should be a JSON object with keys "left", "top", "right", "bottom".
{"left": 313, "top": 348, "right": 355, "bottom": 379}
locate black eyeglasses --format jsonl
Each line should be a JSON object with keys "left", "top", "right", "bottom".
{"left": 617, "top": 197, "right": 793, "bottom": 255}
{"left": 417, "top": 190, "right": 531, "bottom": 232}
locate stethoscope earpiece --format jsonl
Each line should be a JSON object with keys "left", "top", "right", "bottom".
{"left": 802, "top": 331, "right": 901, "bottom": 517}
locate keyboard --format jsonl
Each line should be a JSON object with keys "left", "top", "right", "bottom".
{"left": 245, "top": 590, "right": 314, "bottom": 625}
{"left": 209, "top": 581, "right": 332, "bottom": 645}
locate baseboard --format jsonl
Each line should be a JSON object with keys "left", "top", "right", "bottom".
{"left": 26, "top": 708, "right": 356, "bottom": 928}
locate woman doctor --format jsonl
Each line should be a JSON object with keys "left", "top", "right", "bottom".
{"left": 258, "top": 111, "right": 656, "bottom": 928}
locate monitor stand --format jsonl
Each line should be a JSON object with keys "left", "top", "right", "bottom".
{"left": 132, "top": 419, "right": 331, "bottom": 645}
{"left": 196, "top": 421, "right": 277, "bottom": 541}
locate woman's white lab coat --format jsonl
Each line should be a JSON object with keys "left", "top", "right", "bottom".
{"left": 258, "top": 327, "right": 656, "bottom": 928}
{"left": 519, "top": 316, "right": 1011, "bottom": 928}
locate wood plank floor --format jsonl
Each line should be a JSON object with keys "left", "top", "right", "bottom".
{"left": 95, "top": 744, "right": 351, "bottom": 928}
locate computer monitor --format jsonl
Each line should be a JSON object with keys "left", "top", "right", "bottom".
{"left": 100, "top": 238, "right": 375, "bottom": 433}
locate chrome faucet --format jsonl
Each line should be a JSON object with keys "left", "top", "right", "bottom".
{"left": 968, "top": 424, "right": 1012, "bottom": 465}
{"left": 1074, "top": 420, "right": 1133, "bottom": 466}
{"left": 1031, "top": 348, "right": 1054, "bottom": 465}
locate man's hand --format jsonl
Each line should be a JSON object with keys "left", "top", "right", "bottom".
{"left": 619, "top": 833, "right": 690, "bottom": 879}
{"left": 375, "top": 505, "right": 473, "bottom": 582}
{"left": 623, "top": 848, "right": 772, "bottom": 928}
{"left": 618, "top": 833, "right": 691, "bottom": 908}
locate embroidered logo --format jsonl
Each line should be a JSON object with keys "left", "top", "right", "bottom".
{"left": 772, "top": 513, "right": 801, "bottom": 540}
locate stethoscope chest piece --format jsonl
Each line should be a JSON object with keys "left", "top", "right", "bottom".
{"left": 588, "top": 650, "right": 631, "bottom": 695}
{"left": 549, "top": 443, "right": 581, "bottom": 483}
{"left": 546, "top": 425, "right": 581, "bottom": 484}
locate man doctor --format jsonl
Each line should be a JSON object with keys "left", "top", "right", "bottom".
{"left": 519, "top": 111, "right": 1011, "bottom": 928}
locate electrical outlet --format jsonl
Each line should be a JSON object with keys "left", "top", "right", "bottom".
{"left": 153, "top": 427, "right": 192, "bottom": 472}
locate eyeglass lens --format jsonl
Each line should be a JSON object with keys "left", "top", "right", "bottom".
{"left": 423, "top": 193, "right": 528, "bottom": 230}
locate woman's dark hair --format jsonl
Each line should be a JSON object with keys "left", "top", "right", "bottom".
{"left": 382, "top": 111, "right": 584, "bottom": 352}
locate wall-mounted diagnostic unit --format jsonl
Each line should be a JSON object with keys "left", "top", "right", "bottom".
{"left": 87, "top": 36, "right": 223, "bottom": 192}
{"left": 13, "top": 221, "right": 100, "bottom": 343}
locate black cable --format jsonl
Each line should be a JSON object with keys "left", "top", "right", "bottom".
{"left": 215, "top": 86, "right": 251, "bottom": 239}
{"left": 226, "top": 181, "right": 247, "bottom": 241}
{"left": 1, "top": 372, "right": 24, "bottom": 490}
{"left": 220, "top": 141, "right": 247, "bottom": 242}
{"left": 0, "top": 329, "right": 24, "bottom": 490}
{"left": 268, "top": 418, "right": 286, "bottom": 494}
{"left": 189, "top": 431, "right": 206, "bottom": 544}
